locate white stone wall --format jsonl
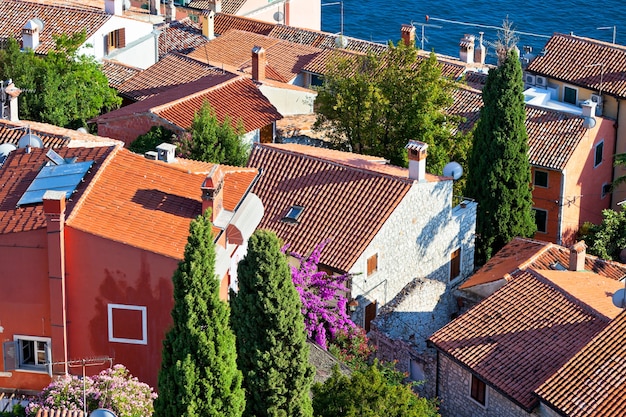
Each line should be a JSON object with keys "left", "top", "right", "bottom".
{"left": 349, "top": 178, "right": 476, "bottom": 328}
{"left": 258, "top": 84, "right": 316, "bottom": 116}
{"left": 438, "top": 355, "right": 538, "bottom": 417}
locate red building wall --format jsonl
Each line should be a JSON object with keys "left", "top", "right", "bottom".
{"left": 97, "top": 114, "right": 182, "bottom": 147}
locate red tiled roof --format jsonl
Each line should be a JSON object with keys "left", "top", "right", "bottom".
{"left": 0, "top": 120, "right": 69, "bottom": 148}
{"left": 527, "top": 33, "right": 626, "bottom": 99}
{"left": 430, "top": 269, "right": 616, "bottom": 411}
{"left": 536, "top": 310, "right": 626, "bottom": 417}
{"left": 214, "top": 13, "right": 276, "bottom": 36}
{"left": 447, "top": 87, "right": 483, "bottom": 134}
{"left": 117, "top": 53, "right": 231, "bottom": 101}
{"left": 246, "top": 143, "right": 415, "bottom": 272}
{"left": 0, "top": 146, "right": 114, "bottom": 234}
{"left": 158, "top": 18, "right": 208, "bottom": 57}
{"left": 68, "top": 148, "right": 258, "bottom": 259}
{"left": 0, "top": 0, "right": 110, "bottom": 54}
{"left": 188, "top": 0, "right": 247, "bottom": 15}
{"left": 101, "top": 59, "right": 142, "bottom": 90}
{"left": 460, "top": 237, "right": 626, "bottom": 289}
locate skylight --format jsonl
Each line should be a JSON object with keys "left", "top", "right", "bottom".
{"left": 282, "top": 205, "right": 304, "bottom": 223}
{"left": 17, "top": 160, "right": 94, "bottom": 206}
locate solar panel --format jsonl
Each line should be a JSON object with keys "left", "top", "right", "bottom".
{"left": 17, "top": 160, "right": 94, "bottom": 206}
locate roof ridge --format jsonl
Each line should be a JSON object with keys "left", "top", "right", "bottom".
{"left": 7, "top": 0, "right": 108, "bottom": 16}
{"left": 557, "top": 32, "right": 626, "bottom": 51}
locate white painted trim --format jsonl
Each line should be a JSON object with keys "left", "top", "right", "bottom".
{"left": 107, "top": 304, "right": 147, "bottom": 345}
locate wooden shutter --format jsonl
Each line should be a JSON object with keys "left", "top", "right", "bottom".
{"left": 117, "top": 28, "right": 126, "bottom": 48}
{"left": 471, "top": 375, "right": 486, "bottom": 405}
{"left": 367, "top": 254, "right": 377, "bottom": 276}
{"left": 364, "top": 300, "right": 377, "bottom": 332}
{"left": 450, "top": 248, "right": 461, "bottom": 280}
{"left": 2, "top": 341, "right": 18, "bottom": 371}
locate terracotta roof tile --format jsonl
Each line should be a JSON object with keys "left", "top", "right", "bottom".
{"left": 158, "top": 18, "right": 208, "bottom": 57}
{"left": 527, "top": 33, "right": 626, "bottom": 98}
{"left": 101, "top": 59, "right": 142, "bottom": 90}
{"left": 0, "top": 120, "right": 70, "bottom": 148}
{"left": 247, "top": 143, "right": 416, "bottom": 272}
{"left": 68, "top": 148, "right": 258, "bottom": 259}
{"left": 536, "top": 310, "right": 626, "bottom": 417}
{"left": 117, "top": 53, "right": 231, "bottom": 101}
{"left": 430, "top": 269, "right": 617, "bottom": 410}
{"left": 0, "top": 146, "right": 114, "bottom": 234}
{"left": 0, "top": 0, "right": 110, "bottom": 54}
{"left": 447, "top": 87, "right": 483, "bottom": 133}
{"left": 214, "top": 13, "right": 276, "bottom": 36}
{"left": 188, "top": 0, "right": 247, "bottom": 15}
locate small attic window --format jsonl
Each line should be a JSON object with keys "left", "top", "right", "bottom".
{"left": 550, "top": 262, "right": 567, "bottom": 271}
{"left": 282, "top": 205, "right": 304, "bottom": 223}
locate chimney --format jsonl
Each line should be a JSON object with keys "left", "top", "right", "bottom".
{"left": 22, "top": 18, "right": 43, "bottom": 51}
{"left": 201, "top": 10, "right": 215, "bottom": 40}
{"left": 406, "top": 140, "right": 428, "bottom": 181}
{"left": 201, "top": 165, "right": 225, "bottom": 222}
{"left": 252, "top": 46, "right": 266, "bottom": 82}
{"left": 156, "top": 142, "right": 176, "bottom": 163}
{"left": 569, "top": 241, "right": 587, "bottom": 271}
{"left": 459, "top": 34, "right": 475, "bottom": 64}
{"left": 474, "top": 32, "right": 486, "bottom": 65}
{"left": 149, "top": 0, "right": 161, "bottom": 15}
{"left": 105, "top": 0, "right": 123, "bottom": 15}
{"left": 5, "top": 81, "right": 21, "bottom": 122}
{"left": 401, "top": 24, "right": 416, "bottom": 47}
{"left": 165, "top": 0, "right": 176, "bottom": 23}
{"left": 581, "top": 99, "right": 597, "bottom": 119}
{"left": 211, "top": 0, "right": 222, "bottom": 13}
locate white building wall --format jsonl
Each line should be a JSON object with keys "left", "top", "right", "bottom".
{"left": 349, "top": 178, "right": 476, "bottom": 328}
{"left": 258, "top": 85, "right": 316, "bottom": 116}
{"left": 239, "top": 0, "right": 321, "bottom": 31}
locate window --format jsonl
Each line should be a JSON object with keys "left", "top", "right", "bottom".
{"left": 450, "top": 248, "right": 461, "bottom": 281}
{"left": 282, "top": 205, "right": 304, "bottom": 223}
{"left": 533, "top": 208, "right": 548, "bottom": 233}
{"left": 367, "top": 253, "right": 378, "bottom": 276}
{"left": 594, "top": 141, "right": 604, "bottom": 167}
{"left": 470, "top": 374, "right": 486, "bottom": 406}
{"left": 106, "top": 28, "right": 126, "bottom": 53}
{"left": 534, "top": 170, "right": 548, "bottom": 188}
{"left": 3, "top": 336, "right": 51, "bottom": 374}
{"left": 108, "top": 304, "right": 148, "bottom": 345}
{"left": 563, "top": 86, "right": 577, "bottom": 105}
{"left": 409, "top": 358, "right": 425, "bottom": 382}
{"left": 602, "top": 183, "right": 611, "bottom": 199}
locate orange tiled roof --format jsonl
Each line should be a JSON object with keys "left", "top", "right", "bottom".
{"left": 527, "top": 33, "right": 626, "bottom": 99}
{"left": 101, "top": 59, "right": 142, "bottom": 90}
{"left": 447, "top": 87, "right": 483, "bottom": 133}
{"left": 0, "top": 0, "right": 110, "bottom": 54}
{"left": 247, "top": 143, "right": 417, "bottom": 272}
{"left": 0, "top": 146, "right": 114, "bottom": 234}
{"left": 430, "top": 269, "right": 616, "bottom": 411}
{"left": 536, "top": 310, "right": 626, "bottom": 417}
{"left": 0, "top": 120, "right": 70, "bottom": 148}
{"left": 67, "top": 148, "right": 258, "bottom": 259}
{"left": 214, "top": 13, "right": 276, "bottom": 36}
{"left": 117, "top": 53, "right": 231, "bottom": 101}
{"left": 158, "top": 18, "right": 208, "bottom": 57}
{"left": 188, "top": 0, "right": 247, "bottom": 15}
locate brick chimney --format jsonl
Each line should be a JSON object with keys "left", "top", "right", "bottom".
{"left": 569, "top": 241, "right": 587, "bottom": 271}
{"left": 401, "top": 24, "right": 416, "bottom": 47}
{"left": 105, "top": 0, "right": 123, "bottom": 15}
{"left": 201, "top": 9, "right": 215, "bottom": 40}
{"left": 459, "top": 34, "right": 475, "bottom": 64}
{"left": 252, "top": 46, "right": 266, "bottom": 82}
{"left": 5, "top": 81, "right": 21, "bottom": 121}
{"left": 406, "top": 140, "right": 428, "bottom": 181}
{"left": 22, "top": 18, "right": 43, "bottom": 51}
{"left": 201, "top": 165, "right": 225, "bottom": 222}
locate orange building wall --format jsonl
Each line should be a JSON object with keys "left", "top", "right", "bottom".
{"left": 64, "top": 228, "right": 178, "bottom": 389}
{"left": 531, "top": 168, "right": 562, "bottom": 244}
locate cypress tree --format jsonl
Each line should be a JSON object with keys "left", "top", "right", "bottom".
{"left": 465, "top": 50, "right": 536, "bottom": 265}
{"left": 154, "top": 210, "right": 245, "bottom": 417}
{"left": 231, "top": 230, "right": 315, "bottom": 417}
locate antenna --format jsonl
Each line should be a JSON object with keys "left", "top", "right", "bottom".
{"left": 413, "top": 18, "right": 442, "bottom": 50}
{"left": 597, "top": 25, "right": 616, "bottom": 44}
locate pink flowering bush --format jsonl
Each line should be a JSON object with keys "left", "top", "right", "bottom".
{"left": 27, "top": 365, "right": 157, "bottom": 417}
{"left": 286, "top": 240, "right": 356, "bottom": 349}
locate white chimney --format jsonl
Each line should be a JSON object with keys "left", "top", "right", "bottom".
{"left": 474, "top": 32, "right": 486, "bottom": 65}
{"left": 105, "top": 0, "right": 123, "bottom": 15}
{"left": 569, "top": 241, "right": 587, "bottom": 271}
{"left": 22, "top": 18, "right": 44, "bottom": 51}
{"left": 459, "top": 34, "right": 475, "bottom": 64}
{"left": 156, "top": 143, "right": 176, "bottom": 163}
{"left": 212, "top": 0, "right": 222, "bottom": 13}
{"left": 201, "top": 10, "right": 215, "bottom": 40}
{"left": 252, "top": 46, "right": 266, "bottom": 82}
{"left": 406, "top": 140, "right": 428, "bottom": 181}
{"left": 149, "top": 0, "right": 161, "bottom": 15}
{"left": 165, "top": 1, "right": 176, "bottom": 23}
{"left": 581, "top": 100, "right": 597, "bottom": 118}
{"left": 5, "top": 81, "right": 21, "bottom": 122}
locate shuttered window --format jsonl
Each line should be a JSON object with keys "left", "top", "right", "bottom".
{"left": 107, "top": 28, "right": 126, "bottom": 53}
{"left": 450, "top": 248, "right": 461, "bottom": 281}
{"left": 367, "top": 254, "right": 378, "bottom": 276}
{"left": 471, "top": 375, "right": 486, "bottom": 405}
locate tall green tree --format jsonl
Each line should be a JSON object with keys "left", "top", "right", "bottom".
{"left": 314, "top": 42, "right": 466, "bottom": 173}
{"left": 312, "top": 363, "right": 440, "bottom": 417}
{"left": 175, "top": 101, "right": 248, "bottom": 166}
{"left": 0, "top": 33, "right": 120, "bottom": 129}
{"left": 465, "top": 50, "right": 536, "bottom": 265}
{"left": 154, "top": 210, "right": 244, "bottom": 417}
{"left": 579, "top": 209, "right": 626, "bottom": 261}
{"left": 230, "top": 230, "right": 315, "bottom": 417}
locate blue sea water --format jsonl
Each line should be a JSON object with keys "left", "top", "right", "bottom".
{"left": 321, "top": 0, "right": 626, "bottom": 64}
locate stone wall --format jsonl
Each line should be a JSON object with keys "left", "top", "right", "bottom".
{"left": 97, "top": 114, "right": 182, "bottom": 147}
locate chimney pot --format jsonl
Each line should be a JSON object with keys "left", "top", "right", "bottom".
{"left": 569, "top": 241, "right": 587, "bottom": 271}
{"left": 201, "top": 10, "right": 215, "bottom": 40}
{"left": 105, "top": 0, "right": 123, "bottom": 15}
{"left": 156, "top": 142, "right": 176, "bottom": 163}
{"left": 401, "top": 24, "right": 416, "bottom": 47}
{"left": 252, "top": 46, "right": 266, "bottom": 82}
{"left": 459, "top": 34, "right": 475, "bottom": 64}
{"left": 202, "top": 165, "right": 225, "bottom": 222}
{"left": 406, "top": 140, "right": 428, "bottom": 181}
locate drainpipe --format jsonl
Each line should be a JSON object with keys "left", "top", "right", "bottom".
{"left": 557, "top": 169, "right": 565, "bottom": 245}
{"left": 435, "top": 350, "right": 440, "bottom": 397}
{"left": 43, "top": 191, "right": 69, "bottom": 376}
{"left": 613, "top": 97, "right": 621, "bottom": 208}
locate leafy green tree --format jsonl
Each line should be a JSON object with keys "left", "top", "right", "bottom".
{"left": 0, "top": 33, "right": 120, "bottom": 129}
{"left": 579, "top": 209, "right": 626, "bottom": 261}
{"left": 129, "top": 125, "right": 176, "bottom": 155}
{"left": 175, "top": 101, "right": 248, "bottom": 166}
{"left": 312, "top": 363, "right": 440, "bottom": 417}
{"left": 314, "top": 42, "right": 466, "bottom": 173}
{"left": 465, "top": 50, "right": 536, "bottom": 265}
{"left": 154, "top": 210, "right": 244, "bottom": 417}
{"left": 230, "top": 230, "right": 315, "bottom": 417}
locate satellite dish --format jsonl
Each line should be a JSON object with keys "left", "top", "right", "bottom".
{"left": 90, "top": 409, "right": 118, "bottom": 417}
{"left": 273, "top": 11, "right": 284, "bottom": 22}
{"left": 335, "top": 34, "right": 348, "bottom": 48}
{"left": 613, "top": 288, "right": 626, "bottom": 309}
{"left": 18, "top": 132, "right": 43, "bottom": 148}
{"left": 583, "top": 116, "right": 596, "bottom": 129}
{"left": 443, "top": 161, "right": 463, "bottom": 180}
{"left": 77, "top": 127, "right": 88, "bottom": 133}
{"left": 0, "top": 143, "right": 17, "bottom": 164}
